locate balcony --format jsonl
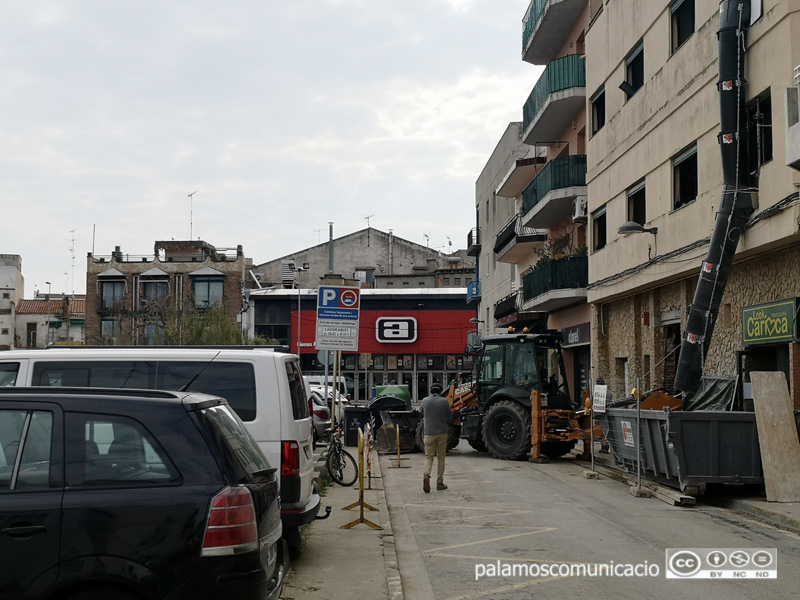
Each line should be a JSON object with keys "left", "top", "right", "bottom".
{"left": 521, "top": 255, "right": 587, "bottom": 312}
{"left": 467, "top": 227, "right": 481, "bottom": 257}
{"left": 522, "top": 54, "right": 585, "bottom": 145}
{"left": 494, "top": 215, "right": 547, "bottom": 264}
{"left": 522, "top": 0, "right": 588, "bottom": 65}
{"left": 466, "top": 280, "right": 481, "bottom": 304}
{"left": 787, "top": 64, "right": 800, "bottom": 172}
{"left": 522, "top": 155, "right": 587, "bottom": 228}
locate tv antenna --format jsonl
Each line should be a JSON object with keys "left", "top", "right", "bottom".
{"left": 364, "top": 214, "right": 375, "bottom": 228}
{"left": 188, "top": 191, "right": 198, "bottom": 239}
{"left": 423, "top": 233, "right": 430, "bottom": 249}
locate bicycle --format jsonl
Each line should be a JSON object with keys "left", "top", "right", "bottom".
{"left": 323, "top": 426, "right": 358, "bottom": 487}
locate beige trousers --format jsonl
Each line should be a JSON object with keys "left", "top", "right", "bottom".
{"left": 423, "top": 433, "right": 448, "bottom": 484}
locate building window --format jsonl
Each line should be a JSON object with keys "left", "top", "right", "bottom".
{"left": 101, "top": 280, "right": 125, "bottom": 310}
{"left": 402, "top": 281, "right": 409, "bottom": 286}
{"left": 387, "top": 281, "right": 394, "bottom": 287}
{"left": 1, "top": 329, "right": 8, "bottom": 335}
{"left": 101, "top": 319, "right": 119, "bottom": 342}
{"left": 592, "top": 207, "right": 607, "bottom": 252}
{"left": 418, "top": 281, "right": 425, "bottom": 286}
{"left": 671, "top": 0, "right": 695, "bottom": 53}
{"left": 144, "top": 322, "right": 165, "bottom": 345}
{"left": 141, "top": 281, "right": 168, "bottom": 308}
{"left": 454, "top": 277, "right": 461, "bottom": 285}
{"left": 2, "top": 292, "right": 9, "bottom": 299}
{"left": 621, "top": 42, "right": 644, "bottom": 99}
{"left": 627, "top": 180, "right": 646, "bottom": 225}
{"left": 591, "top": 87, "right": 606, "bottom": 135}
{"left": 443, "top": 277, "right": 450, "bottom": 285}
{"left": 192, "top": 276, "right": 224, "bottom": 309}
{"left": 673, "top": 143, "right": 698, "bottom": 209}
{"left": 747, "top": 89, "right": 773, "bottom": 186}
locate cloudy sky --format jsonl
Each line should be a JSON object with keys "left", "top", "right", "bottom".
{"left": 1, "top": 1, "right": 539, "bottom": 295}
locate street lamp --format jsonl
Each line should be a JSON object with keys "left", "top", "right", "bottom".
{"left": 617, "top": 221, "right": 658, "bottom": 236}
{"left": 618, "top": 221, "right": 658, "bottom": 259}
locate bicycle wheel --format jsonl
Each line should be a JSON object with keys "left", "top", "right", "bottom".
{"left": 326, "top": 447, "right": 358, "bottom": 486}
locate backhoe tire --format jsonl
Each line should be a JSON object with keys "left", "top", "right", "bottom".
{"left": 540, "top": 440, "right": 578, "bottom": 459}
{"left": 482, "top": 400, "right": 531, "bottom": 460}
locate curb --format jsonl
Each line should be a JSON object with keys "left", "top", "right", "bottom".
{"left": 374, "top": 453, "right": 404, "bottom": 600}
{"left": 576, "top": 454, "right": 800, "bottom": 536}
{"left": 705, "top": 496, "right": 800, "bottom": 536}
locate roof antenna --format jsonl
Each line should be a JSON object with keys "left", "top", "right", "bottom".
{"left": 188, "top": 191, "right": 198, "bottom": 239}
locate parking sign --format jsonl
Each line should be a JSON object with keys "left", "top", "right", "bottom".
{"left": 316, "top": 286, "right": 360, "bottom": 350}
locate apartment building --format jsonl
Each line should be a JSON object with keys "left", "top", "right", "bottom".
{"left": 468, "top": 0, "right": 592, "bottom": 400}
{"left": 586, "top": 0, "right": 800, "bottom": 404}
{"left": 85, "top": 240, "right": 246, "bottom": 345}
{"left": 0, "top": 255, "right": 24, "bottom": 350}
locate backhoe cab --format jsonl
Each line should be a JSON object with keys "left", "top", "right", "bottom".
{"left": 449, "top": 331, "right": 582, "bottom": 460}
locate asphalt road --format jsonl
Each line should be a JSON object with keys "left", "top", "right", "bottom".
{"left": 383, "top": 445, "right": 800, "bottom": 600}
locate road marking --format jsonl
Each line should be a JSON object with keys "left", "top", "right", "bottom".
{"left": 423, "top": 528, "right": 557, "bottom": 553}
{"left": 441, "top": 574, "right": 570, "bottom": 600}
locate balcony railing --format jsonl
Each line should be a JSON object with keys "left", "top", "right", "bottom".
{"left": 467, "top": 280, "right": 481, "bottom": 303}
{"left": 522, "top": 0, "right": 549, "bottom": 53}
{"left": 494, "top": 292, "right": 519, "bottom": 319}
{"left": 467, "top": 227, "right": 481, "bottom": 257}
{"left": 522, "top": 155, "right": 586, "bottom": 214}
{"left": 522, "top": 255, "right": 587, "bottom": 300}
{"left": 522, "top": 54, "right": 585, "bottom": 132}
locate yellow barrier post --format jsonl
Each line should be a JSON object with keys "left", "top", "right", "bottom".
{"left": 529, "top": 390, "right": 548, "bottom": 463}
{"left": 341, "top": 428, "right": 381, "bottom": 530}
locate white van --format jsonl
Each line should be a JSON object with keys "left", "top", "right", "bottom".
{"left": 0, "top": 347, "right": 320, "bottom": 555}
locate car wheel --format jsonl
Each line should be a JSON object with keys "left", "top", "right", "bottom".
{"left": 284, "top": 526, "right": 303, "bottom": 561}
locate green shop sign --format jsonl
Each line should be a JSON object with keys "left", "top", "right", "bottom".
{"left": 742, "top": 299, "right": 798, "bottom": 345}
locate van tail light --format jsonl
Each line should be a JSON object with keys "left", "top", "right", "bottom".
{"left": 202, "top": 486, "right": 258, "bottom": 556}
{"left": 282, "top": 440, "right": 300, "bottom": 477}
{"left": 312, "top": 409, "right": 328, "bottom": 419}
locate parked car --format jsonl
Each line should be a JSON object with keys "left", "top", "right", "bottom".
{"left": 0, "top": 387, "right": 284, "bottom": 600}
{"left": 309, "top": 384, "right": 349, "bottom": 422}
{"left": 0, "top": 347, "right": 320, "bottom": 559}
{"left": 308, "top": 390, "right": 331, "bottom": 447}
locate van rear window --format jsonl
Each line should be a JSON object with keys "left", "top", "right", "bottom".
{"left": 0, "top": 364, "right": 19, "bottom": 387}
{"left": 30, "top": 360, "right": 257, "bottom": 423}
{"left": 157, "top": 362, "right": 257, "bottom": 422}
{"left": 285, "top": 361, "right": 309, "bottom": 420}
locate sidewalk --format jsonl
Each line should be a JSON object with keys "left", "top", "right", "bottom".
{"left": 280, "top": 450, "right": 402, "bottom": 600}
{"left": 282, "top": 446, "right": 800, "bottom": 600}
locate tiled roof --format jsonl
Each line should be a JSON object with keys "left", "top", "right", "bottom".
{"left": 15, "top": 297, "right": 86, "bottom": 317}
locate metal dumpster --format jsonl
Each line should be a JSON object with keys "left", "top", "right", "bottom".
{"left": 596, "top": 408, "right": 764, "bottom": 494}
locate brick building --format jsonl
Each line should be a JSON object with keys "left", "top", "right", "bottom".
{"left": 85, "top": 240, "right": 246, "bottom": 345}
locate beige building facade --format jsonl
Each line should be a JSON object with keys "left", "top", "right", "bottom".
{"left": 586, "top": 0, "right": 800, "bottom": 404}
{"left": 468, "top": 1, "right": 592, "bottom": 401}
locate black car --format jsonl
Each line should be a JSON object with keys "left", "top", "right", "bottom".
{"left": 0, "top": 388, "right": 284, "bottom": 600}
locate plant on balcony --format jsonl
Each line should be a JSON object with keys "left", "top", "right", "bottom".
{"left": 531, "top": 230, "right": 587, "bottom": 269}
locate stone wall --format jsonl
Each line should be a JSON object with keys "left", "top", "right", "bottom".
{"left": 593, "top": 244, "right": 800, "bottom": 400}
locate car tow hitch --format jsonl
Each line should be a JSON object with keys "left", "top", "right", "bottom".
{"left": 315, "top": 506, "right": 332, "bottom": 520}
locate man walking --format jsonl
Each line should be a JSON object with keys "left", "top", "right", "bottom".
{"left": 420, "top": 383, "right": 452, "bottom": 493}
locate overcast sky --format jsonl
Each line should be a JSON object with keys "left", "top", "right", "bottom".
{"left": 1, "top": 1, "right": 539, "bottom": 295}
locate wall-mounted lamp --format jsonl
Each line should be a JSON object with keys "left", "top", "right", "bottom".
{"left": 618, "top": 221, "right": 658, "bottom": 236}
{"left": 618, "top": 221, "right": 658, "bottom": 260}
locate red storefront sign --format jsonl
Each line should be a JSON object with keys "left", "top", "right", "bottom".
{"left": 295, "top": 309, "right": 473, "bottom": 354}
